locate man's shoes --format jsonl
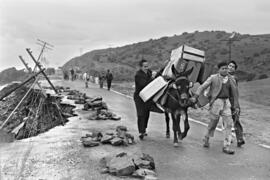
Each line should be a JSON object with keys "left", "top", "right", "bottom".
{"left": 222, "top": 147, "right": 235, "bottom": 155}
{"left": 139, "top": 134, "right": 144, "bottom": 140}
{"left": 237, "top": 140, "right": 245, "bottom": 147}
{"left": 143, "top": 133, "right": 148, "bottom": 136}
{"left": 203, "top": 137, "right": 210, "bottom": 148}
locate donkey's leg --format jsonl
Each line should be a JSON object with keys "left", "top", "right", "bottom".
{"left": 172, "top": 112, "right": 180, "bottom": 147}
{"left": 165, "top": 112, "right": 170, "bottom": 138}
{"left": 180, "top": 113, "right": 190, "bottom": 140}
{"left": 177, "top": 111, "right": 183, "bottom": 140}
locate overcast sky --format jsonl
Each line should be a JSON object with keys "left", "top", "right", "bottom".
{"left": 0, "top": 0, "right": 269, "bottom": 71}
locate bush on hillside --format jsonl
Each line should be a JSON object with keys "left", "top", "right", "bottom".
{"left": 186, "top": 34, "right": 194, "bottom": 40}
{"left": 246, "top": 73, "right": 256, "bottom": 81}
{"left": 160, "top": 36, "right": 169, "bottom": 41}
{"left": 253, "top": 53, "right": 260, "bottom": 57}
{"left": 220, "top": 48, "right": 228, "bottom": 55}
{"left": 182, "top": 32, "right": 188, "bottom": 35}
{"left": 216, "top": 33, "right": 223, "bottom": 39}
{"left": 139, "top": 47, "right": 155, "bottom": 55}
{"left": 261, "top": 48, "right": 270, "bottom": 54}
{"left": 258, "top": 74, "right": 268, "bottom": 80}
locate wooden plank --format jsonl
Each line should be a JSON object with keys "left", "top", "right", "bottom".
{"left": 183, "top": 45, "right": 205, "bottom": 56}
{"left": 183, "top": 53, "right": 205, "bottom": 63}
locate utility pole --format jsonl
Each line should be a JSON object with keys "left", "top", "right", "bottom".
{"left": 35, "top": 39, "right": 54, "bottom": 71}
{"left": 19, "top": 55, "right": 32, "bottom": 73}
{"left": 221, "top": 32, "right": 240, "bottom": 61}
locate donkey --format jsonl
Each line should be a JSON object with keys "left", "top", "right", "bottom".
{"left": 161, "top": 65, "right": 194, "bottom": 147}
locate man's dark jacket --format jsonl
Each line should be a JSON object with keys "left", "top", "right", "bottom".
{"left": 134, "top": 69, "right": 152, "bottom": 115}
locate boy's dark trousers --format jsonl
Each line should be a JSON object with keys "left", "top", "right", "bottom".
{"left": 232, "top": 112, "right": 244, "bottom": 142}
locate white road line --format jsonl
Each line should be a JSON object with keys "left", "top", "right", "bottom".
{"left": 259, "top": 144, "right": 270, "bottom": 149}
{"left": 188, "top": 117, "right": 223, "bottom": 132}
{"left": 110, "top": 88, "right": 270, "bottom": 150}
{"left": 110, "top": 88, "right": 222, "bottom": 131}
{"left": 110, "top": 89, "right": 133, "bottom": 99}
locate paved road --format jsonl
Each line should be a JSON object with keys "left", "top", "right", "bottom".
{"left": 0, "top": 80, "right": 269, "bottom": 180}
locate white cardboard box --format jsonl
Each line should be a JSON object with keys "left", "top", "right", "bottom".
{"left": 139, "top": 76, "right": 168, "bottom": 102}
{"left": 162, "top": 45, "right": 205, "bottom": 82}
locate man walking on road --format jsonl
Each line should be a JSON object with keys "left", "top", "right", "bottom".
{"left": 192, "top": 61, "right": 240, "bottom": 155}
{"left": 228, "top": 60, "right": 245, "bottom": 147}
{"left": 134, "top": 59, "right": 155, "bottom": 140}
{"left": 106, "top": 69, "right": 113, "bottom": 91}
{"left": 70, "top": 68, "right": 75, "bottom": 81}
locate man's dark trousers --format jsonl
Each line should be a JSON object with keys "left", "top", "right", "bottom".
{"left": 107, "top": 80, "right": 112, "bottom": 90}
{"left": 134, "top": 95, "right": 150, "bottom": 134}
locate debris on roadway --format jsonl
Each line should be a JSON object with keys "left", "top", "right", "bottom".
{"left": 80, "top": 125, "right": 135, "bottom": 147}
{"left": 100, "top": 152, "right": 157, "bottom": 179}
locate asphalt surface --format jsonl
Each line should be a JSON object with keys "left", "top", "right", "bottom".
{"left": 0, "top": 80, "right": 269, "bottom": 180}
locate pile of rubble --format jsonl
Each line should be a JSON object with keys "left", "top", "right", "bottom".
{"left": 100, "top": 152, "right": 157, "bottom": 179}
{"left": 80, "top": 126, "right": 135, "bottom": 147}
{"left": 0, "top": 83, "right": 76, "bottom": 140}
{"left": 87, "top": 109, "right": 121, "bottom": 121}
{"left": 65, "top": 89, "right": 121, "bottom": 121}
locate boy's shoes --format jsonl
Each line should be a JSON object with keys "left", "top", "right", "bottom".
{"left": 222, "top": 147, "right": 235, "bottom": 155}
{"left": 237, "top": 140, "right": 245, "bottom": 147}
{"left": 203, "top": 137, "right": 210, "bottom": 148}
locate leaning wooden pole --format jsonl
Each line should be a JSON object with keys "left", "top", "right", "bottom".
{"left": 0, "top": 69, "right": 45, "bottom": 101}
{"left": 18, "top": 55, "right": 46, "bottom": 97}
{"left": 26, "top": 48, "right": 58, "bottom": 94}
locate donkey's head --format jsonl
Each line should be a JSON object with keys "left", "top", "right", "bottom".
{"left": 171, "top": 65, "right": 194, "bottom": 107}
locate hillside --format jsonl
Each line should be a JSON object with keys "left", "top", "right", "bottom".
{"left": 238, "top": 77, "right": 270, "bottom": 106}
{"left": 62, "top": 31, "right": 270, "bottom": 81}
{"left": 0, "top": 67, "right": 28, "bottom": 85}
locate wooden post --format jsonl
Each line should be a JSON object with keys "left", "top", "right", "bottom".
{"left": 26, "top": 48, "right": 58, "bottom": 94}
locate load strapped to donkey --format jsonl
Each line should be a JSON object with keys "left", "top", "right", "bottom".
{"left": 139, "top": 44, "right": 207, "bottom": 111}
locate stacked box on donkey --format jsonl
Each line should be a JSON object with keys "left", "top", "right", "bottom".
{"left": 139, "top": 45, "right": 206, "bottom": 108}
{"left": 162, "top": 45, "right": 205, "bottom": 82}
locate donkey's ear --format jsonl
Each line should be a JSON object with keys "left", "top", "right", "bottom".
{"left": 181, "top": 67, "right": 194, "bottom": 77}
{"left": 171, "top": 64, "right": 179, "bottom": 76}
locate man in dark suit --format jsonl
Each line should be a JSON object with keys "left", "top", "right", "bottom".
{"left": 134, "top": 59, "right": 154, "bottom": 140}
{"left": 106, "top": 69, "right": 113, "bottom": 91}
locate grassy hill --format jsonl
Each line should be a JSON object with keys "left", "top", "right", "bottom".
{"left": 238, "top": 77, "right": 270, "bottom": 106}
{"left": 62, "top": 30, "right": 270, "bottom": 81}
{"left": 0, "top": 67, "right": 28, "bottom": 85}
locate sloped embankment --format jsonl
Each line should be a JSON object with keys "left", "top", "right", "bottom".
{"left": 0, "top": 83, "right": 76, "bottom": 140}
